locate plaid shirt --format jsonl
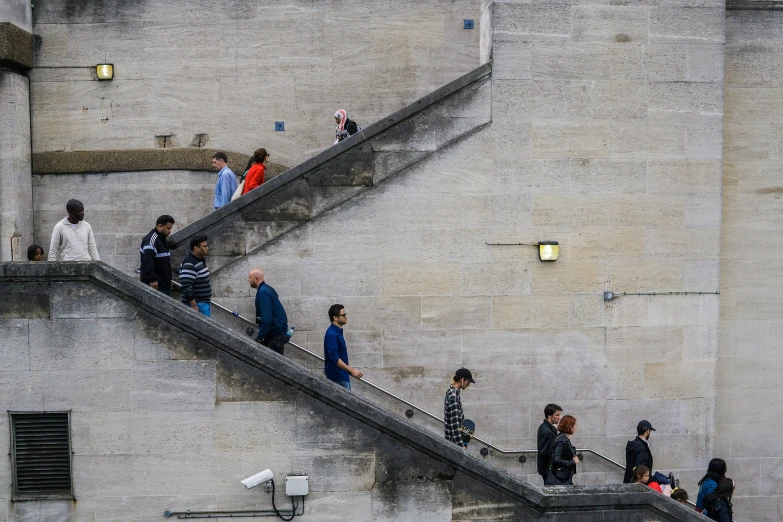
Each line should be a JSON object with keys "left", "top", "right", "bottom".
{"left": 444, "top": 385, "right": 465, "bottom": 446}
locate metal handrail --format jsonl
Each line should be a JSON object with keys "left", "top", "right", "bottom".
{"left": 169, "top": 282, "right": 626, "bottom": 470}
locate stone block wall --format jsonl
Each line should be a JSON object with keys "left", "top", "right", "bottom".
{"left": 30, "top": 0, "right": 482, "bottom": 167}
{"left": 0, "top": 266, "right": 700, "bottom": 521}
{"left": 719, "top": 10, "right": 783, "bottom": 520}
{"left": 205, "top": 0, "right": 725, "bottom": 493}
{"left": 32, "top": 170, "right": 221, "bottom": 273}
{"left": 166, "top": 64, "right": 492, "bottom": 275}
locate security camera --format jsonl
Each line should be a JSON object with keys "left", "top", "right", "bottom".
{"left": 241, "top": 469, "right": 274, "bottom": 489}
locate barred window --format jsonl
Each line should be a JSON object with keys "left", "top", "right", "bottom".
{"left": 9, "top": 412, "right": 73, "bottom": 500}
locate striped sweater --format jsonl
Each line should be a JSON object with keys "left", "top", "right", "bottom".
{"left": 179, "top": 253, "right": 211, "bottom": 304}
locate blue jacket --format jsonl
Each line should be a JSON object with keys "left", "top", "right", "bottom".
{"left": 214, "top": 166, "right": 237, "bottom": 209}
{"left": 323, "top": 324, "right": 349, "bottom": 383}
{"left": 254, "top": 282, "right": 288, "bottom": 341}
{"left": 696, "top": 478, "right": 718, "bottom": 512}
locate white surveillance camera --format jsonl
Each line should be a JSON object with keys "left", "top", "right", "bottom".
{"left": 241, "top": 469, "right": 274, "bottom": 489}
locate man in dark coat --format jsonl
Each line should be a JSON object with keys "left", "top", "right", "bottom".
{"left": 248, "top": 268, "right": 290, "bottom": 355}
{"left": 537, "top": 403, "right": 562, "bottom": 481}
{"left": 623, "top": 420, "right": 656, "bottom": 483}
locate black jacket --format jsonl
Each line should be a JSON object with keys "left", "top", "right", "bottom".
{"left": 549, "top": 434, "right": 577, "bottom": 485}
{"left": 139, "top": 229, "right": 172, "bottom": 289}
{"left": 345, "top": 118, "right": 358, "bottom": 136}
{"left": 623, "top": 436, "right": 653, "bottom": 483}
{"left": 537, "top": 420, "right": 558, "bottom": 477}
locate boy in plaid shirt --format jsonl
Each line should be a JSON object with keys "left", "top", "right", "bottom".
{"left": 444, "top": 368, "right": 475, "bottom": 447}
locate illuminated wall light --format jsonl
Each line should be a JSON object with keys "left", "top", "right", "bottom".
{"left": 538, "top": 241, "right": 559, "bottom": 262}
{"left": 96, "top": 64, "right": 114, "bottom": 81}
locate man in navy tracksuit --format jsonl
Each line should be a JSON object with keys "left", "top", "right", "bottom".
{"left": 139, "top": 215, "right": 175, "bottom": 295}
{"left": 323, "top": 304, "right": 363, "bottom": 390}
{"left": 248, "top": 268, "right": 289, "bottom": 355}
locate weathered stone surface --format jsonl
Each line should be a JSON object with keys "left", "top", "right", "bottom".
{"left": 0, "top": 70, "right": 33, "bottom": 261}
{"left": 131, "top": 360, "right": 216, "bottom": 413}
{"left": 0, "top": 263, "right": 707, "bottom": 520}
{"left": 32, "top": 148, "right": 287, "bottom": 177}
{"left": 0, "top": 22, "right": 33, "bottom": 69}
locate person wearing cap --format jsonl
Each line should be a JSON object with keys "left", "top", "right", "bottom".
{"left": 444, "top": 368, "right": 474, "bottom": 448}
{"left": 623, "top": 420, "right": 656, "bottom": 483}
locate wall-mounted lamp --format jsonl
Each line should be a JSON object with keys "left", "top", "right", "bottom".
{"left": 538, "top": 241, "right": 559, "bottom": 262}
{"left": 485, "top": 240, "right": 559, "bottom": 262}
{"left": 96, "top": 64, "right": 114, "bottom": 81}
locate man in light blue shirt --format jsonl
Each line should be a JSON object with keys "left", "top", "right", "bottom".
{"left": 212, "top": 151, "right": 237, "bottom": 209}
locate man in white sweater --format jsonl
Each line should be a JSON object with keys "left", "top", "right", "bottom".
{"left": 47, "top": 199, "right": 100, "bottom": 262}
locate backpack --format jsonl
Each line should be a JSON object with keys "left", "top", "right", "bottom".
{"left": 702, "top": 489, "right": 733, "bottom": 521}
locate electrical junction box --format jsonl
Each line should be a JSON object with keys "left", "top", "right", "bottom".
{"left": 285, "top": 475, "right": 308, "bottom": 496}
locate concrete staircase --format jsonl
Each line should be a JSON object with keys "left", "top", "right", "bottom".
{"left": 167, "top": 62, "right": 493, "bottom": 275}
{"left": 0, "top": 261, "right": 704, "bottom": 521}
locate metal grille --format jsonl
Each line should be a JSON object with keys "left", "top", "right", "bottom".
{"left": 10, "top": 412, "right": 73, "bottom": 499}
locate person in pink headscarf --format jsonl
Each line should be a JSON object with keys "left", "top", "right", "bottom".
{"left": 334, "top": 109, "right": 360, "bottom": 144}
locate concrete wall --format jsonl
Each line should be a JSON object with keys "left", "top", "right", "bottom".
{"left": 207, "top": 0, "right": 726, "bottom": 493}
{"left": 30, "top": 0, "right": 482, "bottom": 167}
{"left": 0, "top": 269, "right": 698, "bottom": 521}
{"left": 32, "top": 170, "right": 223, "bottom": 273}
{"left": 719, "top": 10, "right": 783, "bottom": 521}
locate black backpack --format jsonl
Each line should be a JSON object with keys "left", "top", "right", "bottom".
{"left": 702, "top": 486, "right": 733, "bottom": 521}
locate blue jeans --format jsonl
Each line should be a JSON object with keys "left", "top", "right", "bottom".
{"left": 335, "top": 380, "right": 351, "bottom": 391}
{"left": 185, "top": 302, "right": 211, "bottom": 317}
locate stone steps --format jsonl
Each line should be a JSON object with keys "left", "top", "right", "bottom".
{"left": 166, "top": 61, "right": 493, "bottom": 276}
{"left": 0, "top": 261, "right": 704, "bottom": 521}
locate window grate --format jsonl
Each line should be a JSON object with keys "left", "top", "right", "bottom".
{"left": 10, "top": 412, "right": 73, "bottom": 500}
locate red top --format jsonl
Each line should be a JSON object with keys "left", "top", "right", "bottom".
{"left": 243, "top": 163, "right": 265, "bottom": 194}
{"left": 648, "top": 482, "right": 662, "bottom": 493}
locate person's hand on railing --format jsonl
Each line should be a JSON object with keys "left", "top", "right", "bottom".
{"left": 350, "top": 368, "right": 364, "bottom": 379}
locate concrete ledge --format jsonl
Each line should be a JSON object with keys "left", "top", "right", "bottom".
{"left": 0, "top": 22, "right": 33, "bottom": 70}
{"left": 32, "top": 148, "right": 288, "bottom": 178}
{"left": 0, "top": 261, "right": 704, "bottom": 522}
{"left": 167, "top": 61, "right": 493, "bottom": 249}
{"left": 727, "top": 1, "right": 783, "bottom": 9}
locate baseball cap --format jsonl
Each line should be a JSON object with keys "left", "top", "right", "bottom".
{"left": 637, "top": 420, "right": 656, "bottom": 432}
{"left": 455, "top": 368, "right": 476, "bottom": 383}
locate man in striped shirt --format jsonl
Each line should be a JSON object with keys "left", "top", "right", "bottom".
{"left": 444, "top": 368, "right": 475, "bottom": 449}
{"left": 139, "top": 215, "right": 175, "bottom": 295}
{"left": 179, "top": 235, "right": 211, "bottom": 317}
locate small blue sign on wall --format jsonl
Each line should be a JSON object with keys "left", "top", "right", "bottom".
{"left": 275, "top": 121, "right": 284, "bottom": 131}
{"left": 463, "top": 19, "right": 474, "bottom": 29}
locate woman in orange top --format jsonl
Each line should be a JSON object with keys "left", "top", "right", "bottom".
{"left": 242, "top": 148, "right": 269, "bottom": 195}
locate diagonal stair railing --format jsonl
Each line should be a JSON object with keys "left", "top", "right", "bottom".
{"left": 172, "top": 281, "right": 626, "bottom": 472}
{"left": 196, "top": 288, "right": 699, "bottom": 511}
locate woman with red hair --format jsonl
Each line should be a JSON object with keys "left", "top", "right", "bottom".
{"left": 544, "top": 415, "right": 580, "bottom": 485}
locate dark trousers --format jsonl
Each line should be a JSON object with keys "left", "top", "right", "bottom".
{"left": 158, "top": 287, "right": 170, "bottom": 296}
{"left": 257, "top": 334, "right": 287, "bottom": 355}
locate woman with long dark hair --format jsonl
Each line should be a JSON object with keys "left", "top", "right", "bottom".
{"left": 697, "top": 458, "right": 731, "bottom": 519}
